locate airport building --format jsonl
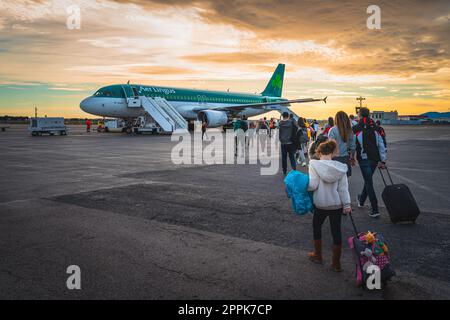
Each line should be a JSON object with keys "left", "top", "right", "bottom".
{"left": 370, "top": 110, "right": 398, "bottom": 124}
{"left": 398, "top": 115, "right": 428, "bottom": 121}
{"left": 369, "top": 111, "right": 434, "bottom": 125}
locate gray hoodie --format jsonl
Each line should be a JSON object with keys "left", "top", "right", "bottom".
{"left": 278, "top": 119, "right": 296, "bottom": 145}
{"left": 308, "top": 159, "right": 351, "bottom": 210}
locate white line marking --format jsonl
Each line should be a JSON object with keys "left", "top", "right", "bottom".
{"left": 389, "top": 171, "right": 450, "bottom": 203}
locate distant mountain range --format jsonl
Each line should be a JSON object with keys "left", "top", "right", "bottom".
{"left": 421, "top": 112, "right": 450, "bottom": 119}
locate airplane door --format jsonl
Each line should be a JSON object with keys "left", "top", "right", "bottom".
{"left": 123, "top": 85, "right": 140, "bottom": 107}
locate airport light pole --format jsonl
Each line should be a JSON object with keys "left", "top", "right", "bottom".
{"left": 356, "top": 96, "right": 366, "bottom": 114}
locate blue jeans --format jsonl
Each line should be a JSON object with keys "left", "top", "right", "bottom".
{"left": 359, "top": 159, "right": 379, "bottom": 212}
{"left": 281, "top": 143, "right": 296, "bottom": 174}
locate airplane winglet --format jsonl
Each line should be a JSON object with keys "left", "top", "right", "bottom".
{"left": 323, "top": 96, "right": 327, "bottom": 104}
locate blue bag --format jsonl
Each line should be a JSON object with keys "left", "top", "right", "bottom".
{"left": 284, "top": 171, "right": 313, "bottom": 215}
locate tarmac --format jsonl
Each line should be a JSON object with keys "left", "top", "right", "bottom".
{"left": 0, "top": 124, "right": 449, "bottom": 299}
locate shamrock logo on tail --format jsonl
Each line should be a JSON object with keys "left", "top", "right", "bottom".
{"left": 271, "top": 74, "right": 282, "bottom": 90}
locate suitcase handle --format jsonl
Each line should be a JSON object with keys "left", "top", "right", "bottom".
{"left": 348, "top": 212, "right": 359, "bottom": 237}
{"left": 379, "top": 166, "right": 394, "bottom": 187}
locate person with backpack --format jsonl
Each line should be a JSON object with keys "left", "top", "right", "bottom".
{"left": 248, "top": 120, "right": 257, "bottom": 148}
{"left": 258, "top": 118, "right": 269, "bottom": 155}
{"left": 296, "top": 117, "right": 309, "bottom": 167}
{"left": 269, "top": 118, "right": 275, "bottom": 137}
{"left": 323, "top": 117, "right": 334, "bottom": 136}
{"left": 307, "top": 139, "right": 351, "bottom": 272}
{"left": 328, "top": 111, "right": 356, "bottom": 177}
{"left": 311, "top": 120, "right": 319, "bottom": 140}
{"left": 233, "top": 117, "right": 243, "bottom": 157}
{"left": 201, "top": 120, "right": 208, "bottom": 141}
{"left": 279, "top": 112, "right": 298, "bottom": 175}
{"left": 309, "top": 134, "right": 328, "bottom": 160}
{"left": 349, "top": 114, "right": 358, "bottom": 127}
{"left": 241, "top": 116, "right": 249, "bottom": 132}
{"left": 353, "top": 107, "right": 387, "bottom": 218}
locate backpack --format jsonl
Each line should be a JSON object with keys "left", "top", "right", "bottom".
{"left": 291, "top": 122, "right": 300, "bottom": 148}
{"left": 260, "top": 121, "right": 268, "bottom": 130}
{"left": 309, "top": 134, "right": 328, "bottom": 159}
{"left": 241, "top": 120, "right": 248, "bottom": 132}
{"left": 233, "top": 120, "right": 242, "bottom": 131}
{"left": 354, "top": 119, "right": 381, "bottom": 162}
{"left": 298, "top": 128, "right": 308, "bottom": 144}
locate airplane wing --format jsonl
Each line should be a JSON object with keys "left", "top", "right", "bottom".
{"left": 192, "top": 97, "right": 327, "bottom": 113}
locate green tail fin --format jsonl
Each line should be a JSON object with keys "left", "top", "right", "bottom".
{"left": 261, "top": 63, "right": 285, "bottom": 97}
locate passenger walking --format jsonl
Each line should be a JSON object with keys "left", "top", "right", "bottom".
{"left": 201, "top": 120, "right": 208, "bottom": 141}
{"left": 353, "top": 107, "right": 387, "bottom": 218}
{"left": 309, "top": 134, "right": 328, "bottom": 160}
{"left": 304, "top": 121, "right": 311, "bottom": 140}
{"left": 279, "top": 112, "right": 298, "bottom": 175}
{"left": 312, "top": 120, "right": 319, "bottom": 140}
{"left": 248, "top": 120, "right": 257, "bottom": 148}
{"left": 241, "top": 116, "right": 249, "bottom": 148}
{"left": 233, "top": 117, "right": 244, "bottom": 157}
{"left": 257, "top": 118, "right": 269, "bottom": 155}
{"left": 323, "top": 117, "right": 334, "bottom": 136}
{"left": 328, "top": 111, "right": 356, "bottom": 177}
{"left": 307, "top": 140, "right": 351, "bottom": 272}
{"left": 269, "top": 118, "right": 275, "bottom": 137}
{"left": 296, "top": 117, "right": 309, "bottom": 167}
{"left": 349, "top": 114, "right": 358, "bottom": 127}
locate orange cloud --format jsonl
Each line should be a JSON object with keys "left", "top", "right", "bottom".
{"left": 0, "top": 0, "right": 449, "bottom": 118}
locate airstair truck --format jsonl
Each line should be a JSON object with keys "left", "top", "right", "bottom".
{"left": 28, "top": 117, "right": 67, "bottom": 136}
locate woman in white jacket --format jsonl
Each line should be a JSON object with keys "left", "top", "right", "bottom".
{"left": 307, "top": 139, "right": 351, "bottom": 272}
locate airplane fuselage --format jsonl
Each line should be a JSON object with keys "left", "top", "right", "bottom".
{"left": 80, "top": 84, "right": 287, "bottom": 120}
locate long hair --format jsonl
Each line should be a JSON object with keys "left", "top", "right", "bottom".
{"left": 334, "top": 111, "right": 352, "bottom": 143}
{"left": 297, "top": 117, "right": 306, "bottom": 128}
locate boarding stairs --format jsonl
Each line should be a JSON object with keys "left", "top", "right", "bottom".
{"left": 127, "top": 96, "right": 188, "bottom": 133}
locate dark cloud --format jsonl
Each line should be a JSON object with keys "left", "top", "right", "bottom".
{"left": 114, "top": 0, "right": 450, "bottom": 77}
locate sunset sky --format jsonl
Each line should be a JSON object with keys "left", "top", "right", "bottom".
{"left": 0, "top": 0, "right": 449, "bottom": 119}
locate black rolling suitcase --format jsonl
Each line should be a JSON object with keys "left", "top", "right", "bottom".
{"left": 380, "top": 167, "right": 420, "bottom": 224}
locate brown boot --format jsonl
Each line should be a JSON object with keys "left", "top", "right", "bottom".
{"left": 331, "top": 245, "right": 343, "bottom": 272}
{"left": 308, "top": 240, "right": 323, "bottom": 264}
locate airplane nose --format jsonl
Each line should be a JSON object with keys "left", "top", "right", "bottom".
{"left": 80, "top": 97, "right": 91, "bottom": 113}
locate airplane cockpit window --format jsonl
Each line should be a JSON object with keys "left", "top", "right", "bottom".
{"left": 94, "top": 89, "right": 112, "bottom": 97}
{"left": 93, "top": 86, "right": 125, "bottom": 98}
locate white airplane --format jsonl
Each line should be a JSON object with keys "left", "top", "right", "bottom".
{"left": 80, "top": 64, "right": 326, "bottom": 130}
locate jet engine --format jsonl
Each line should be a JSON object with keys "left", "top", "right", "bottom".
{"left": 197, "top": 110, "right": 228, "bottom": 127}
